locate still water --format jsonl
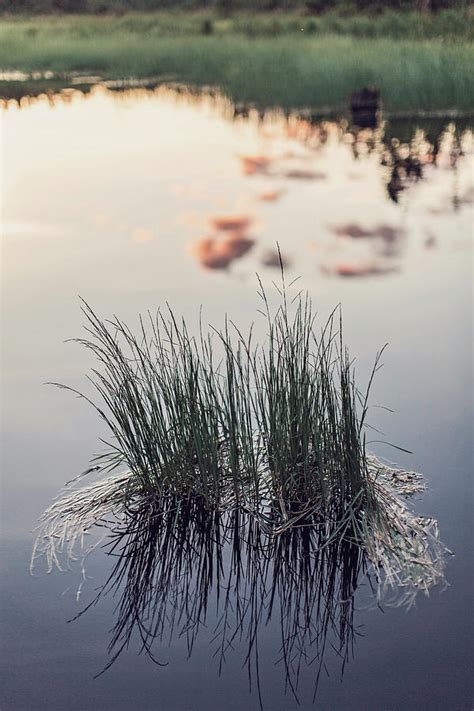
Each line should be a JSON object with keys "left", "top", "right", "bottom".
{"left": 1, "top": 84, "right": 473, "bottom": 710}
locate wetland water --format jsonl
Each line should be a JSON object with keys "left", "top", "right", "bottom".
{"left": 1, "top": 83, "right": 473, "bottom": 710}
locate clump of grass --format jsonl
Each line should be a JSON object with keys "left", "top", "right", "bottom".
{"left": 32, "top": 274, "right": 449, "bottom": 605}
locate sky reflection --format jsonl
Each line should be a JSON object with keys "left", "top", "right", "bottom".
{"left": 1, "top": 79, "right": 473, "bottom": 711}
{"left": 2, "top": 82, "right": 472, "bottom": 285}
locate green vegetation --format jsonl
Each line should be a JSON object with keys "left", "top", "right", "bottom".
{"left": 33, "top": 281, "right": 448, "bottom": 609}
{"left": 1, "top": 8, "right": 472, "bottom": 41}
{"left": 52, "top": 290, "right": 374, "bottom": 526}
{"left": 1, "top": 14, "right": 473, "bottom": 111}
{"left": 0, "top": 0, "right": 468, "bottom": 15}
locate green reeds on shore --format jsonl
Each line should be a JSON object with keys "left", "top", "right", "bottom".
{"left": 33, "top": 274, "right": 449, "bottom": 605}
{"left": 1, "top": 17, "right": 473, "bottom": 111}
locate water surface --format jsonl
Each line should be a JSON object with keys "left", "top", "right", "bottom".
{"left": 1, "top": 84, "right": 473, "bottom": 710}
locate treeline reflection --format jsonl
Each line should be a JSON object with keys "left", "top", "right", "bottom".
{"left": 3, "top": 79, "right": 471, "bottom": 278}
{"left": 4, "top": 81, "right": 470, "bottom": 204}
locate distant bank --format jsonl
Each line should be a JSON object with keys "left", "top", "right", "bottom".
{"left": 0, "top": 10, "right": 472, "bottom": 113}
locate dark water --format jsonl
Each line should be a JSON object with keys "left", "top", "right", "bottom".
{"left": 1, "top": 83, "right": 473, "bottom": 710}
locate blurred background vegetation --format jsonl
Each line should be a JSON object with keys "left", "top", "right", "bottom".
{"left": 0, "top": 0, "right": 470, "bottom": 14}
{"left": 0, "top": 5, "right": 471, "bottom": 41}
{"left": 1, "top": 0, "right": 472, "bottom": 112}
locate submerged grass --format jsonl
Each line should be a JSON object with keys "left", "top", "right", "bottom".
{"left": 33, "top": 274, "right": 449, "bottom": 605}
{"left": 1, "top": 16, "right": 473, "bottom": 111}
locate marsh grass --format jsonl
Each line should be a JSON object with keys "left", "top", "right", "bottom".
{"left": 1, "top": 10, "right": 472, "bottom": 41}
{"left": 46, "top": 279, "right": 377, "bottom": 528}
{"left": 1, "top": 17, "right": 473, "bottom": 110}
{"left": 33, "top": 274, "right": 449, "bottom": 608}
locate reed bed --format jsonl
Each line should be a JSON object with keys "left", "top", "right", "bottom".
{"left": 1, "top": 22, "right": 473, "bottom": 111}
{"left": 1, "top": 10, "right": 472, "bottom": 42}
{"left": 32, "top": 276, "right": 449, "bottom": 610}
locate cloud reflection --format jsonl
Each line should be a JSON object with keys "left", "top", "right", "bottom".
{"left": 209, "top": 215, "right": 252, "bottom": 232}
{"left": 239, "top": 155, "right": 273, "bottom": 176}
{"left": 257, "top": 189, "right": 285, "bottom": 202}
{"left": 4, "top": 78, "right": 471, "bottom": 282}
{"left": 261, "top": 248, "right": 291, "bottom": 269}
{"left": 321, "top": 260, "right": 398, "bottom": 278}
{"left": 331, "top": 223, "right": 403, "bottom": 242}
{"left": 283, "top": 169, "right": 326, "bottom": 181}
{"left": 189, "top": 232, "right": 255, "bottom": 270}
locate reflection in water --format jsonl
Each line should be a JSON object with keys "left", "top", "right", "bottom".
{"left": 2, "top": 79, "right": 472, "bottom": 281}
{"left": 324, "top": 223, "right": 405, "bottom": 276}
{"left": 4, "top": 79, "right": 466, "bottom": 708}
{"left": 261, "top": 248, "right": 290, "bottom": 269}
{"left": 350, "top": 87, "right": 380, "bottom": 130}
{"left": 381, "top": 129, "right": 464, "bottom": 204}
{"left": 189, "top": 232, "right": 255, "bottom": 270}
{"left": 209, "top": 215, "right": 252, "bottom": 232}
{"left": 236, "top": 115, "right": 471, "bottom": 278}
{"left": 28, "top": 282, "right": 449, "bottom": 705}
{"left": 330, "top": 223, "right": 397, "bottom": 240}
{"left": 240, "top": 154, "right": 273, "bottom": 176}
{"left": 322, "top": 260, "right": 399, "bottom": 278}
{"left": 283, "top": 168, "right": 326, "bottom": 180}
{"left": 75, "top": 500, "right": 363, "bottom": 705}
{"left": 190, "top": 214, "right": 255, "bottom": 270}
{"left": 258, "top": 189, "right": 285, "bottom": 202}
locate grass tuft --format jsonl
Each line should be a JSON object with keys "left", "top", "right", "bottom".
{"left": 32, "top": 275, "right": 449, "bottom": 610}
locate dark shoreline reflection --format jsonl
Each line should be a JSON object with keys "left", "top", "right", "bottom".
{"left": 3, "top": 78, "right": 472, "bottom": 281}
{"left": 77, "top": 498, "right": 365, "bottom": 706}
{"left": 3, "top": 78, "right": 471, "bottom": 204}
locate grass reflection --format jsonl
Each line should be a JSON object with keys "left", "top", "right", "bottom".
{"left": 81, "top": 500, "right": 364, "bottom": 705}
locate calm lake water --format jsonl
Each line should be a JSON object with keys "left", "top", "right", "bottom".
{"left": 1, "top": 83, "right": 473, "bottom": 710}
